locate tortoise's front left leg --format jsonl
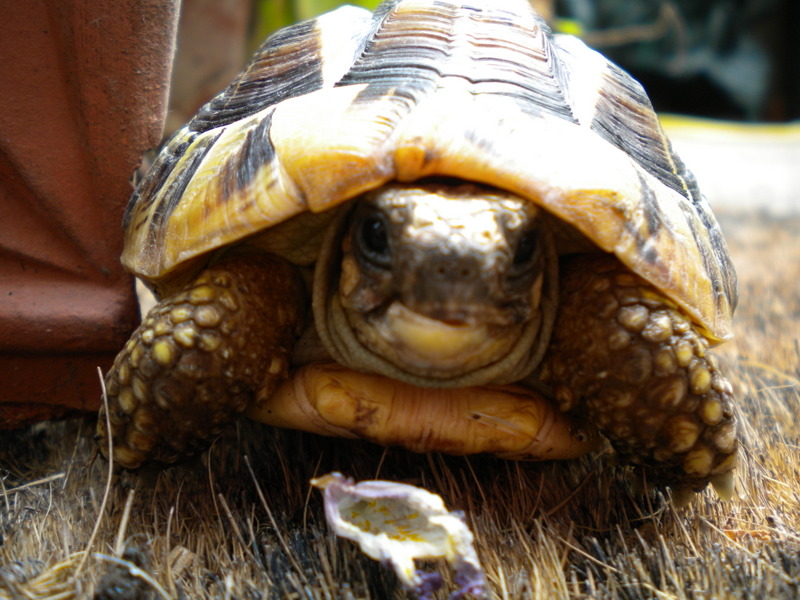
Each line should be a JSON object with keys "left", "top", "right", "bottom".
{"left": 98, "top": 252, "right": 306, "bottom": 469}
{"left": 539, "top": 255, "right": 737, "bottom": 498}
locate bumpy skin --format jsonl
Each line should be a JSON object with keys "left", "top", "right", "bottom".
{"left": 98, "top": 253, "right": 305, "bottom": 468}
{"left": 539, "top": 255, "right": 737, "bottom": 492}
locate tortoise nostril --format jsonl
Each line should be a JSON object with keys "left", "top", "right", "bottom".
{"left": 428, "top": 259, "right": 475, "bottom": 281}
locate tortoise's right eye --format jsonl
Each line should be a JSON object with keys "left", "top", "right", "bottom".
{"left": 513, "top": 228, "right": 539, "bottom": 268}
{"left": 357, "top": 214, "right": 391, "bottom": 266}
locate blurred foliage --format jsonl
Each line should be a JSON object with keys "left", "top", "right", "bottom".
{"left": 251, "top": 0, "right": 382, "bottom": 49}
{"left": 555, "top": 0, "right": 788, "bottom": 120}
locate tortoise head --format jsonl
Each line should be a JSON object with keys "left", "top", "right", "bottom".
{"left": 313, "top": 181, "right": 558, "bottom": 387}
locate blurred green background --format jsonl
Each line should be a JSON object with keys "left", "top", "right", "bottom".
{"left": 251, "top": 0, "right": 382, "bottom": 43}
{"left": 166, "top": 0, "right": 799, "bottom": 135}
{"left": 555, "top": 0, "right": 797, "bottom": 121}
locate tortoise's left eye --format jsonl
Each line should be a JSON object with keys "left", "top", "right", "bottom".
{"left": 357, "top": 214, "right": 391, "bottom": 266}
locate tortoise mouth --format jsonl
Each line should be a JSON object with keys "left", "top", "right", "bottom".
{"left": 366, "top": 300, "right": 518, "bottom": 373}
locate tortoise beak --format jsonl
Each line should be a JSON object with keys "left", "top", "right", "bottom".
{"left": 378, "top": 301, "right": 499, "bottom": 365}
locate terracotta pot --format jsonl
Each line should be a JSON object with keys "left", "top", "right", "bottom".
{"left": 0, "top": 0, "right": 179, "bottom": 427}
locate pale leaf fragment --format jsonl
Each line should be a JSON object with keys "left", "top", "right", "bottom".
{"left": 312, "top": 472, "right": 485, "bottom": 599}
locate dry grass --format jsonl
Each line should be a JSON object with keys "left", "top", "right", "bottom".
{"left": 1, "top": 211, "right": 799, "bottom": 599}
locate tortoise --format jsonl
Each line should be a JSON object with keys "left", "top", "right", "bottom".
{"left": 99, "top": 0, "right": 738, "bottom": 498}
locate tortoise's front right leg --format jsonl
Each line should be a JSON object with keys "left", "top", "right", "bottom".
{"left": 98, "top": 253, "right": 306, "bottom": 469}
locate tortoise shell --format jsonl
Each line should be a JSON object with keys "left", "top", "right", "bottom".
{"left": 122, "top": 0, "right": 737, "bottom": 341}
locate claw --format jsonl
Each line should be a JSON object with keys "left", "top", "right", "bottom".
{"left": 711, "top": 471, "right": 735, "bottom": 501}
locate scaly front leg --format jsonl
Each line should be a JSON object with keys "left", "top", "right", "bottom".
{"left": 98, "top": 252, "right": 305, "bottom": 469}
{"left": 539, "top": 255, "right": 737, "bottom": 497}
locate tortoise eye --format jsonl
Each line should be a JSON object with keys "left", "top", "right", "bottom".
{"left": 358, "top": 214, "right": 391, "bottom": 265}
{"left": 513, "top": 229, "right": 539, "bottom": 268}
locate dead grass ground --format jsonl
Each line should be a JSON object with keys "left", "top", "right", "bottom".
{"left": 1, "top": 210, "right": 798, "bottom": 599}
